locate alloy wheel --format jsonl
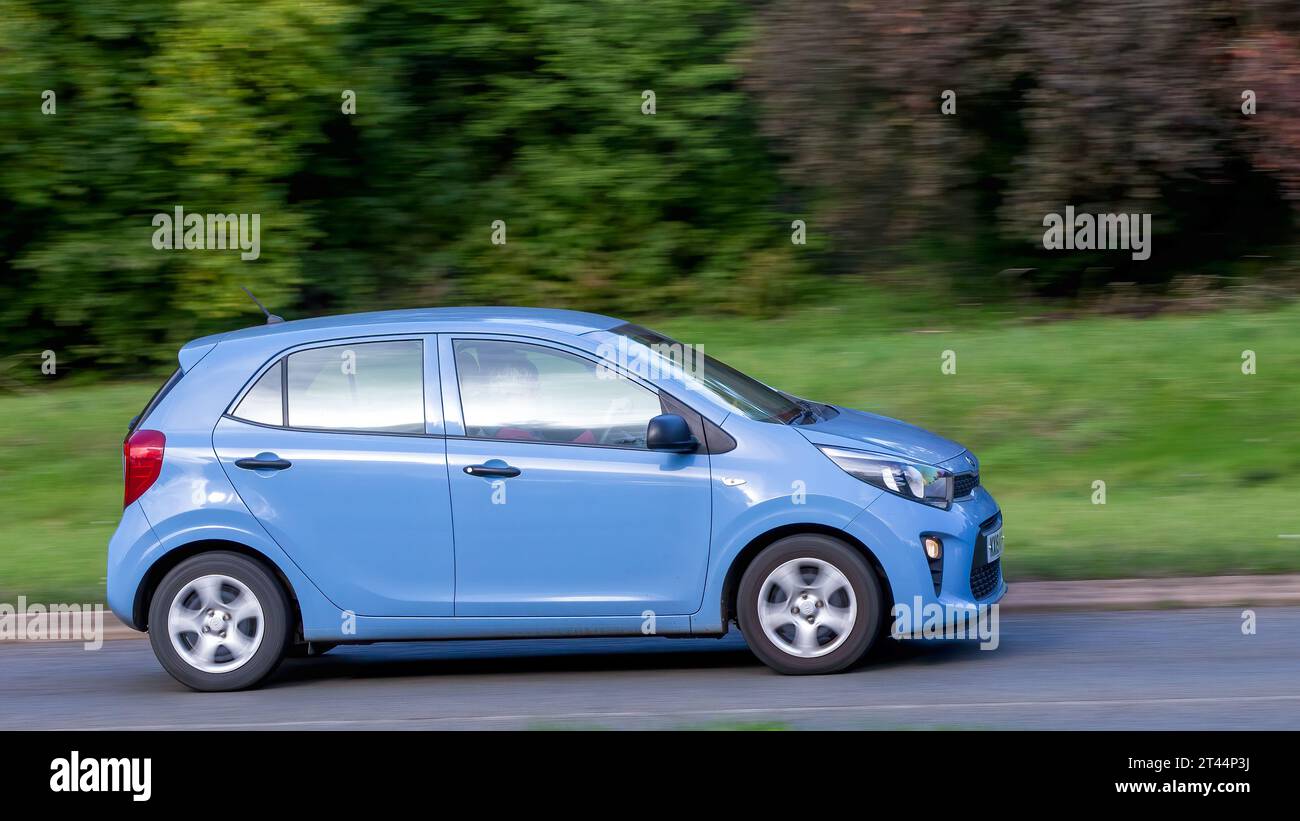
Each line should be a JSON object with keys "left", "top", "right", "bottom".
{"left": 167, "top": 574, "right": 265, "bottom": 674}
{"left": 756, "top": 557, "right": 858, "bottom": 658}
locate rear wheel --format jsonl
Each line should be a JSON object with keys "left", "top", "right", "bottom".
{"left": 147, "top": 552, "right": 292, "bottom": 692}
{"left": 737, "top": 535, "right": 882, "bottom": 675}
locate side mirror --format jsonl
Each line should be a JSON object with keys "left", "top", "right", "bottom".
{"left": 646, "top": 413, "right": 699, "bottom": 454}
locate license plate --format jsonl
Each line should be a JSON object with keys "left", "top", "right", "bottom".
{"left": 986, "top": 527, "right": 1004, "bottom": 562}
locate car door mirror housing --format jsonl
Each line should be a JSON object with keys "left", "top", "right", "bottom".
{"left": 646, "top": 413, "right": 699, "bottom": 453}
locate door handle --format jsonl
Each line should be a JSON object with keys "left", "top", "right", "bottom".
{"left": 235, "top": 455, "right": 293, "bottom": 471}
{"left": 464, "top": 464, "right": 521, "bottom": 478}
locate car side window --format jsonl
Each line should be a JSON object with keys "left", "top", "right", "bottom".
{"left": 454, "top": 339, "right": 661, "bottom": 448}
{"left": 232, "top": 361, "right": 284, "bottom": 427}
{"left": 285, "top": 340, "right": 424, "bottom": 434}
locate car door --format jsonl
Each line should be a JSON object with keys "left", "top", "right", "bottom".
{"left": 213, "top": 336, "right": 455, "bottom": 617}
{"left": 442, "top": 335, "right": 713, "bottom": 617}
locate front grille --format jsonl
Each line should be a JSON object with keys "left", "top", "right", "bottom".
{"left": 970, "top": 558, "right": 1001, "bottom": 600}
{"left": 953, "top": 472, "right": 980, "bottom": 498}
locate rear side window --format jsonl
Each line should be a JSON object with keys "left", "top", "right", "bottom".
{"left": 128, "top": 368, "right": 183, "bottom": 438}
{"left": 233, "top": 361, "right": 284, "bottom": 427}
{"left": 286, "top": 340, "right": 424, "bottom": 433}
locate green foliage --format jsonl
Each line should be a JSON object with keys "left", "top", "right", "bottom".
{"left": 316, "top": 0, "right": 792, "bottom": 316}
{"left": 5, "top": 0, "right": 1300, "bottom": 375}
{"left": 0, "top": 0, "right": 795, "bottom": 372}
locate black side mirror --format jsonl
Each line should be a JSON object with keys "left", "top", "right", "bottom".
{"left": 646, "top": 413, "right": 699, "bottom": 453}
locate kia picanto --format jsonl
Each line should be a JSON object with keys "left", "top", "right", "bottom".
{"left": 107, "top": 307, "right": 1005, "bottom": 690}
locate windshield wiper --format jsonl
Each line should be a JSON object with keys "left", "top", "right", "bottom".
{"left": 786, "top": 398, "right": 821, "bottom": 426}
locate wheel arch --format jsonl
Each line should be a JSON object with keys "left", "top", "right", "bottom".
{"left": 719, "top": 523, "right": 895, "bottom": 627}
{"left": 133, "top": 539, "right": 304, "bottom": 640}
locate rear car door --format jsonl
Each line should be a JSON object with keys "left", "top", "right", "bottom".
{"left": 213, "top": 336, "right": 455, "bottom": 616}
{"left": 442, "top": 335, "right": 713, "bottom": 617}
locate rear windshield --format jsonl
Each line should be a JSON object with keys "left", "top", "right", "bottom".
{"left": 127, "top": 368, "right": 183, "bottom": 438}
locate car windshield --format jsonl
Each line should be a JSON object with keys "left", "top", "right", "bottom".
{"left": 604, "top": 323, "right": 807, "bottom": 424}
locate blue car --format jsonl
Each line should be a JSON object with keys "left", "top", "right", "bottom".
{"left": 108, "top": 307, "right": 1005, "bottom": 690}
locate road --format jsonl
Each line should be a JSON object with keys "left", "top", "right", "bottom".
{"left": 2, "top": 607, "right": 1295, "bottom": 730}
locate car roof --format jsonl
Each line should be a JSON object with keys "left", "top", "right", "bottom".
{"left": 188, "top": 306, "right": 625, "bottom": 350}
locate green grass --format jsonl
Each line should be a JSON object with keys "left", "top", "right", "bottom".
{"left": 656, "top": 287, "right": 1300, "bottom": 581}
{"left": 3, "top": 286, "right": 1299, "bottom": 603}
{"left": 0, "top": 382, "right": 149, "bottom": 603}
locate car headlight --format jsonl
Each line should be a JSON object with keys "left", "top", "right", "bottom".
{"left": 818, "top": 446, "right": 954, "bottom": 510}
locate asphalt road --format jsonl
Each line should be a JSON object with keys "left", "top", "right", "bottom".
{"left": 2, "top": 607, "right": 1295, "bottom": 730}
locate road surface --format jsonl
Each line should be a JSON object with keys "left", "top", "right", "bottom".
{"left": 1, "top": 607, "right": 1294, "bottom": 730}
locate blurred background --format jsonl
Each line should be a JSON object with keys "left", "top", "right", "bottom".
{"left": 2, "top": 0, "right": 1299, "bottom": 604}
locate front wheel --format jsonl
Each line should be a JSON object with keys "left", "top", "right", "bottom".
{"left": 737, "top": 535, "right": 882, "bottom": 675}
{"left": 147, "top": 552, "right": 292, "bottom": 691}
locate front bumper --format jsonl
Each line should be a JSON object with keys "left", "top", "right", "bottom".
{"left": 846, "top": 483, "right": 1006, "bottom": 611}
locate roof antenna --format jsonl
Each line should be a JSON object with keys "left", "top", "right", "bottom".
{"left": 241, "top": 286, "right": 284, "bottom": 325}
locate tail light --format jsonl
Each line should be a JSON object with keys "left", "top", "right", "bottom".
{"left": 124, "top": 429, "right": 166, "bottom": 508}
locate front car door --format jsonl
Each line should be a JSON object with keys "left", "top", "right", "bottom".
{"left": 213, "top": 336, "right": 455, "bottom": 617}
{"left": 442, "top": 335, "right": 712, "bottom": 617}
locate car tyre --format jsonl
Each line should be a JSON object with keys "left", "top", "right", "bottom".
{"left": 147, "top": 551, "right": 292, "bottom": 692}
{"left": 737, "top": 535, "right": 882, "bottom": 675}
